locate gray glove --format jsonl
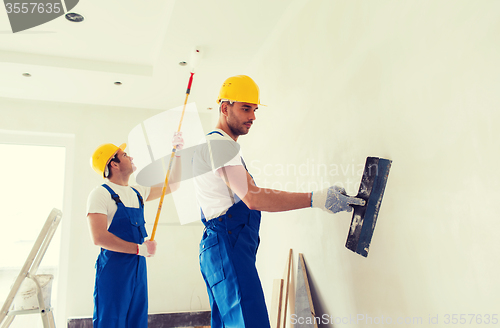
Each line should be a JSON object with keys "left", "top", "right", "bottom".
{"left": 312, "top": 186, "right": 366, "bottom": 214}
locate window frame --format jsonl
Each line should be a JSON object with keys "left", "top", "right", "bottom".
{"left": 0, "top": 129, "right": 74, "bottom": 328}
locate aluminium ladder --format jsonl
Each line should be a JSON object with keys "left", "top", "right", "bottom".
{"left": 0, "top": 208, "right": 62, "bottom": 328}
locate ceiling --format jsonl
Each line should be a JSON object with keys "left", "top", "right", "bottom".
{"left": 0, "top": 0, "right": 295, "bottom": 111}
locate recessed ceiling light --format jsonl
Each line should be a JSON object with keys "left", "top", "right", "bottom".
{"left": 22, "top": 73, "right": 31, "bottom": 77}
{"left": 179, "top": 62, "right": 187, "bottom": 66}
{"left": 65, "top": 13, "right": 84, "bottom": 23}
{"left": 114, "top": 82, "right": 122, "bottom": 85}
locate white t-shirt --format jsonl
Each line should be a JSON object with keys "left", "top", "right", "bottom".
{"left": 193, "top": 129, "right": 246, "bottom": 220}
{"left": 86, "top": 181, "right": 151, "bottom": 228}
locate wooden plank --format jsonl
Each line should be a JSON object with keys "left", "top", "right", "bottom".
{"left": 281, "top": 249, "right": 292, "bottom": 328}
{"left": 270, "top": 278, "right": 284, "bottom": 328}
{"left": 295, "top": 253, "right": 318, "bottom": 328}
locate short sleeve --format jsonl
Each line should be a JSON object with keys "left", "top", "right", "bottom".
{"left": 206, "top": 138, "right": 242, "bottom": 171}
{"left": 86, "top": 186, "right": 110, "bottom": 215}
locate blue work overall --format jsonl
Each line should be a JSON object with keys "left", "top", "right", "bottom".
{"left": 93, "top": 184, "right": 149, "bottom": 328}
{"left": 198, "top": 132, "right": 270, "bottom": 328}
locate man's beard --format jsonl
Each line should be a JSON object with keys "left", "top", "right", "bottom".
{"left": 227, "top": 115, "right": 249, "bottom": 136}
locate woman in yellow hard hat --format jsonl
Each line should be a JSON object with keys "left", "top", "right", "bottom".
{"left": 87, "top": 133, "right": 183, "bottom": 328}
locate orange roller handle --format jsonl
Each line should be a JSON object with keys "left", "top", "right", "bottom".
{"left": 150, "top": 72, "right": 194, "bottom": 241}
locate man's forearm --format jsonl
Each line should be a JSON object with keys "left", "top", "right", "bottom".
{"left": 94, "top": 231, "right": 138, "bottom": 254}
{"left": 243, "top": 187, "right": 312, "bottom": 212}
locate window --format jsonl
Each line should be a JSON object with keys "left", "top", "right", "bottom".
{"left": 0, "top": 130, "right": 73, "bottom": 328}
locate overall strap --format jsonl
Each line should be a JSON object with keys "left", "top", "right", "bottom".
{"left": 102, "top": 184, "right": 122, "bottom": 205}
{"left": 207, "top": 131, "right": 223, "bottom": 137}
{"left": 130, "top": 187, "right": 144, "bottom": 208}
{"left": 101, "top": 184, "right": 144, "bottom": 208}
{"left": 201, "top": 208, "right": 208, "bottom": 225}
{"left": 240, "top": 157, "right": 248, "bottom": 171}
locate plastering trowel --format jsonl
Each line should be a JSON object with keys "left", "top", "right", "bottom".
{"left": 346, "top": 157, "right": 392, "bottom": 257}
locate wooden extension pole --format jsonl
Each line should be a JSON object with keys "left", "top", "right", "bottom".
{"left": 150, "top": 72, "right": 194, "bottom": 241}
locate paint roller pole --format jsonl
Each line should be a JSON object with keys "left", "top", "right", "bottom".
{"left": 150, "top": 72, "right": 193, "bottom": 241}
{"left": 150, "top": 48, "right": 201, "bottom": 241}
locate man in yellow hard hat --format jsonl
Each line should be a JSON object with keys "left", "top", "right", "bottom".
{"left": 87, "top": 133, "right": 183, "bottom": 328}
{"left": 193, "top": 75, "right": 364, "bottom": 328}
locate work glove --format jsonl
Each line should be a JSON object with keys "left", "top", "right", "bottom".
{"left": 312, "top": 186, "right": 366, "bottom": 214}
{"left": 172, "top": 132, "right": 184, "bottom": 151}
{"left": 137, "top": 239, "right": 157, "bottom": 257}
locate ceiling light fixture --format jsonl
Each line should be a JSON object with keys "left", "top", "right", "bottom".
{"left": 65, "top": 13, "right": 84, "bottom": 23}
{"left": 179, "top": 62, "right": 187, "bottom": 66}
{"left": 22, "top": 73, "right": 31, "bottom": 77}
{"left": 114, "top": 82, "right": 122, "bottom": 86}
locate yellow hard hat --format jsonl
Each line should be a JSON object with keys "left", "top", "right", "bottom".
{"left": 90, "top": 143, "right": 127, "bottom": 178}
{"left": 217, "top": 75, "right": 262, "bottom": 105}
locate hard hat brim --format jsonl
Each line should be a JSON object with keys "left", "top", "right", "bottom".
{"left": 217, "top": 98, "right": 266, "bottom": 107}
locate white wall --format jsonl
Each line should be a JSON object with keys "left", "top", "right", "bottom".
{"left": 0, "top": 98, "right": 211, "bottom": 324}
{"left": 243, "top": 1, "right": 499, "bottom": 327}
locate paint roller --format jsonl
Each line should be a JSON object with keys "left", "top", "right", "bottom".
{"left": 150, "top": 47, "right": 202, "bottom": 241}
{"left": 345, "top": 157, "right": 392, "bottom": 257}
{"left": 190, "top": 47, "right": 201, "bottom": 73}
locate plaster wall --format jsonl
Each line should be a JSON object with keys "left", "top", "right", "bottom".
{"left": 242, "top": 1, "right": 500, "bottom": 327}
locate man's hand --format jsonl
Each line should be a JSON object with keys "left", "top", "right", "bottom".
{"left": 173, "top": 132, "right": 184, "bottom": 151}
{"left": 312, "top": 186, "right": 366, "bottom": 214}
{"left": 137, "top": 239, "right": 157, "bottom": 257}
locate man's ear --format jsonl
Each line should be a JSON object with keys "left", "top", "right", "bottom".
{"left": 220, "top": 102, "right": 229, "bottom": 116}
{"left": 110, "top": 160, "right": 119, "bottom": 170}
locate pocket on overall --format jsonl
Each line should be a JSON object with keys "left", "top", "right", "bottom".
{"left": 95, "top": 249, "right": 115, "bottom": 279}
{"left": 128, "top": 212, "right": 145, "bottom": 227}
{"left": 232, "top": 222, "right": 260, "bottom": 261}
{"left": 199, "top": 233, "right": 225, "bottom": 288}
{"left": 227, "top": 223, "right": 246, "bottom": 248}
{"left": 128, "top": 209, "right": 148, "bottom": 239}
